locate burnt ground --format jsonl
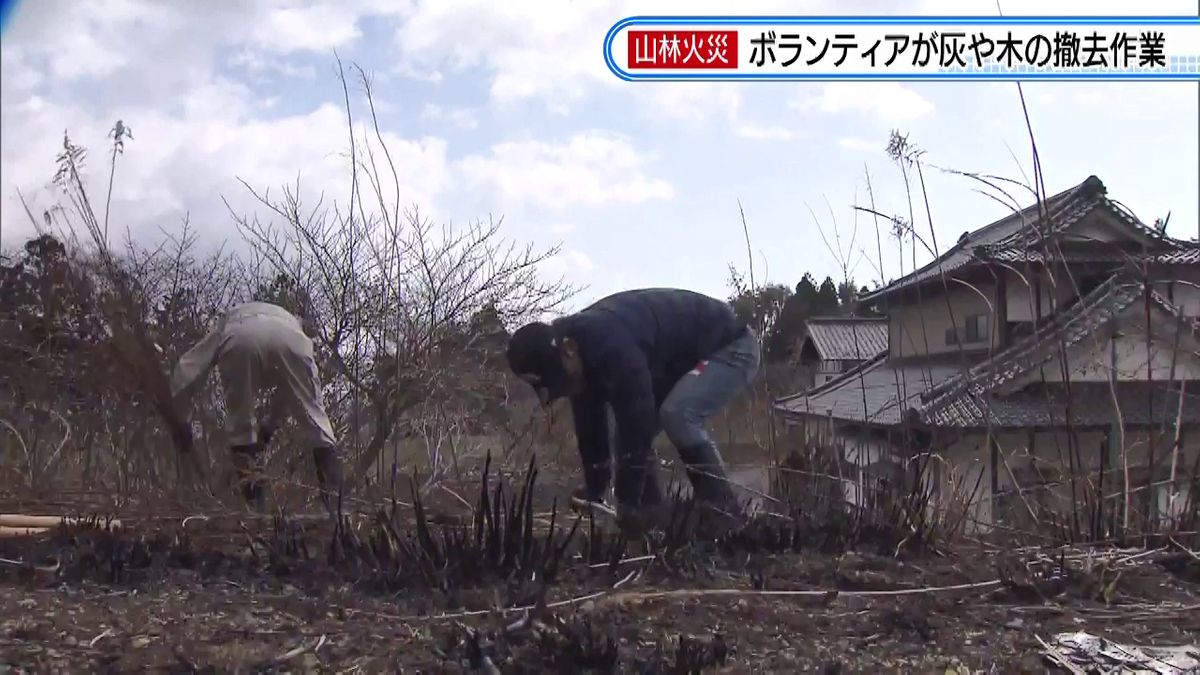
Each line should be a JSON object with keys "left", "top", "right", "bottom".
{"left": 1, "top": 463, "right": 1198, "bottom": 673}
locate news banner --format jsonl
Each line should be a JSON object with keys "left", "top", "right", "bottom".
{"left": 604, "top": 16, "right": 1200, "bottom": 80}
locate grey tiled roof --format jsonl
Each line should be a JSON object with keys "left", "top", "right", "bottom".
{"left": 919, "top": 274, "right": 1198, "bottom": 428}
{"left": 981, "top": 184, "right": 1178, "bottom": 252}
{"left": 938, "top": 381, "right": 1200, "bottom": 428}
{"left": 800, "top": 317, "right": 888, "bottom": 361}
{"left": 979, "top": 245, "right": 1200, "bottom": 266}
{"left": 1155, "top": 247, "right": 1200, "bottom": 264}
{"left": 917, "top": 274, "right": 1141, "bottom": 422}
{"left": 859, "top": 175, "right": 1193, "bottom": 304}
{"left": 774, "top": 353, "right": 966, "bottom": 426}
{"left": 775, "top": 272, "right": 1200, "bottom": 429}
{"left": 859, "top": 177, "right": 1095, "bottom": 303}
{"left": 780, "top": 175, "right": 1200, "bottom": 430}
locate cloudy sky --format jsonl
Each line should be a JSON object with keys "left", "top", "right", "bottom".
{"left": 1, "top": 0, "right": 1197, "bottom": 311}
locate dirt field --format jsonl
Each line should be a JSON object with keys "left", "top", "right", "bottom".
{"left": 2, "top": 462, "right": 1198, "bottom": 673}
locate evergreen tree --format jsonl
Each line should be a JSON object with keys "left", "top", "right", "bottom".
{"left": 728, "top": 270, "right": 887, "bottom": 363}
{"left": 765, "top": 274, "right": 818, "bottom": 362}
{"left": 814, "top": 276, "right": 840, "bottom": 316}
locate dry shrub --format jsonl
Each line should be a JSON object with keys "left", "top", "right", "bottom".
{"left": 0, "top": 60, "right": 574, "bottom": 506}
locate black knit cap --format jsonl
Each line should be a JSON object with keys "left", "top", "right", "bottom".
{"left": 506, "top": 321, "right": 569, "bottom": 399}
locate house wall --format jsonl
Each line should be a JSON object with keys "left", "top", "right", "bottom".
{"left": 1005, "top": 271, "right": 1038, "bottom": 323}
{"left": 781, "top": 417, "right": 949, "bottom": 525}
{"left": 1004, "top": 268, "right": 1081, "bottom": 323}
{"left": 938, "top": 435, "right": 994, "bottom": 528}
{"left": 815, "top": 358, "right": 842, "bottom": 376}
{"left": 889, "top": 281, "right": 998, "bottom": 358}
{"left": 815, "top": 358, "right": 868, "bottom": 385}
{"left": 778, "top": 416, "right": 900, "bottom": 507}
{"left": 780, "top": 411, "right": 1198, "bottom": 535}
{"left": 782, "top": 416, "right": 891, "bottom": 466}
{"left": 1001, "top": 263, "right": 1198, "bottom": 328}
{"left": 885, "top": 258, "right": 1194, "bottom": 360}
{"left": 939, "top": 428, "right": 1200, "bottom": 534}
{"left": 1028, "top": 322, "right": 1200, "bottom": 384}
{"left": 1068, "top": 210, "right": 1144, "bottom": 243}
{"left": 1159, "top": 266, "right": 1200, "bottom": 318}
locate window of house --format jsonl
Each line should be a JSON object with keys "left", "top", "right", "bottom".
{"left": 946, "top": 313, "right": 989, "bottom": 346}
{"left": 963, "top": 313, "right": 988, "bottom": 342}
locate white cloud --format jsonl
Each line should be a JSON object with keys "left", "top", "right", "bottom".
{"left": 52, "top": 30, "right": 129, "bottom": 81}
{"left": 538, "top": 250, "right": 599, "bottom": 292}
{"left": 637, "top": 83, "right": 807, "bottom": 142}
{"left": 227, "top": 50, "right": 319, "bottom": 81}
{"left": 250, "top": 5, "right": 366, "bottom": 53}
{"left": 791, "top": 83, "right": 935, "bottom": 124}
{"left": 387, "top": 0, "right": 1196, "bottom": 115}
{"left": 392, "top": 0, "right": 621, "bottom": 107}
{"left": 392, "top": 0, "right": 866, "bottom": 111}
{"left": 2, "top": 1, "right": 682, "bottom": 255}
{"left": 421, "top": 103, "right": 480, "bottom": 131}
{"left": 1, "top": 1, "right": 409, "bottom": 98}
{"left": 0, "top": 0, "right": 439, "bottom": 251}
{"left": 639, "top": 83, "right": 745, "bottom": 127}
{"left": 5, "top": 3, "right": 183, "bottom": 87}
{"left": 735, "top": 121, "right": 809, "bottom": 142}
{"left": 456, "top": 131, "right": 675, "bottom": 213}
{"left": 1047, "top": 83, "right": 1193, "bottom": 116}
{"left": 563, "top": 250, "right": 597, "bottom": 273}
{"left": 838, "top": 137, "right": 883, "bottom": 152}
{"left": 0, "top": 46, "right": 43, "bottom": 93}
{"left": 1, "top": 93, "right": 451, "bottom": 252}
{"left": 6, "top": 0, "right": 1190, "bottom": 304}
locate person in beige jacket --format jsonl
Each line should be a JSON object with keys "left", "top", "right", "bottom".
{"left": 170, "top": 301, "right": 342, "bottom": 514}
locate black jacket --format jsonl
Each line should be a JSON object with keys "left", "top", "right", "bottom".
{"left": 552, "top": 288, "right": 748, "bottom": 475}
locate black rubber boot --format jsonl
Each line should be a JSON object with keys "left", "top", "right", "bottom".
{"left": 612, "top": 459, "right": 670, "bottom": 539}
{"left": 572, "top": 458, "right": 667, "bottom": 522}
{"left": 615, "top": 501, "right": 670, "bottom": 540}
{"left": 580, "top": 460, "right": 612, "bottom": 505}
{"left": 674, "top": 442, "right": 750, "bottom": 537}
{"left": 312, "top": 446, "right": 344, "bottom": 516}
{"left": 676, "top": 442, "right": 737, "bottom": 505}
{"left": 230, "top": 443, "right": 267, "bottom": 512}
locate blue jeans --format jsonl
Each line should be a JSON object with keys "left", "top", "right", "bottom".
{"left": 588, "top": 329, "right": 761, "bottom": 508}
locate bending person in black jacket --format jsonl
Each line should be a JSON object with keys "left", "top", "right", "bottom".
{"left": 505, "top": 288, "right": 761, "bottom": 534}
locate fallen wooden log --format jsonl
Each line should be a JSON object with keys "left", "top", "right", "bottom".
{"left": 0, "top": 514, "right": 122, "bottom": 529}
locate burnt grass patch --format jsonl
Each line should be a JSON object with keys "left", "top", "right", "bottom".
{"left": 0, "top": 450, "right": 950, "bottom": 595}
{"left": 2, "top": 452, "right": 1199, "bottom": 671}
{"left": 433, "top": 613, "right": 732, "bottom": 674}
